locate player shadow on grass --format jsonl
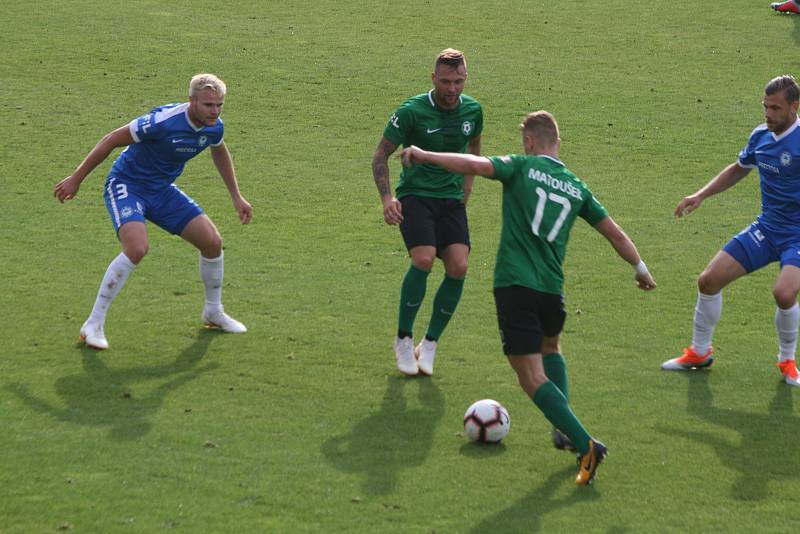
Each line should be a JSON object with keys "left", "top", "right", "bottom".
{"left": 469, "top": 465, "right": 601, "bottom": 533}
{"left": 321, "top": 375, "right": 444, "bottom": 496}
{"left": 4, "top": 330, "right": 219, "bottom": 441}
{"left": 658, "top": 373, "right": 798, "bottom": 501}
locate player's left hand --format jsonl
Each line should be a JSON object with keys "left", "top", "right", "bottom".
{"left": 233, "top": 195, "right": 252, "bottom": 224}
{"left": 635, "top": 272, "right": 657, "bottom": 291}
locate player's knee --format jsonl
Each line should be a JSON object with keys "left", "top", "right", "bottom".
{"left": 205, "top": 232, "right": 223, "bottom": 258}
{"left": 445, "top": 260, "right": 468, "bottom": 279}
{"left": 412, "top": 255, "right": 435, "bottom": 271}
{"left": 773, "top": 286, "right": 798, "bottom": 309}
{"left": 124, "top": 243, "right": 149, "bottom": 264}
{"left": 697, "top": 271, "right": 721, "bottom": 295}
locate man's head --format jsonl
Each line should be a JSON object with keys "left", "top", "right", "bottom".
{"left": 188, "top": 73, "right": 226, "bottom": 127}
{"left": 520, "top": 111, "right": 561, "bottom": 156}
{"left": 763, "top": 75, "right": 799, "bottom": 135}
{"left": 431, "top": 48, "right": 467, "bottom": 110}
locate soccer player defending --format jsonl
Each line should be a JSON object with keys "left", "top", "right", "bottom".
{"left": 663, "top": 75, "right": 800, "bottom": 387}
{"left": 372, "top": 49, "right": 482, "bottom": 376}
{"left": 401, "top": 111, "right": 657, "bottom": 485}
{"left": 54, "top": 74, "right": 251, "bottom": 349}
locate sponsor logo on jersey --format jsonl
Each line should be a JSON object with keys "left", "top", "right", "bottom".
{"left": 389, "top": 113, "right": 400, "bottom": 128}
{"left": 136, "top": 202, "right": 144, "bottom": 214}
{"left": 199, "top": 136, "right": 208, "bottom": 146}
{"left": 426, "top": 128, "right": 442, "bottom": 134}
{"left": 781, "top": 151, "right": 792, "bottom": 167}
{"left": 758, "top": 160, "right": 780, "bottom": 174}
{"left": 462, "top": 121, "right": 473, "bottom": 135}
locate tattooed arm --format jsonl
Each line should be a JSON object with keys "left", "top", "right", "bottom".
{"left": 372, "top": 136, "right": 403, "bottom": 225}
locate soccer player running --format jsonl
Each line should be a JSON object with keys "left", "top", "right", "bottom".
{"left": 663, "top": 75, "right": 800, "bottom": 387}
{"left": 372, "top": 49, "right": 482, "bottom": 376}
{"left": 54, "top": 73, "right": 251, "bottom": 349}
{"left": 401, "top": 111, "right": 657, "bottom": 485}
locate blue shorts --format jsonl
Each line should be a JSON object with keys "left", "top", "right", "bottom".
{"left": 103, "top": 175, "right": 204, "bottom": 235}
{"left": 722, "top": 220, "right": 800, "bottom": 273}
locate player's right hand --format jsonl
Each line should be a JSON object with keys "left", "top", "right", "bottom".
{"left": 635, "top": 271, "right": 657, "bottom": 291}
{"left": 674, "top": 195, "right": 702, "bottom": 218}
{"left": 383, "top": 196, "right": 403, "bottom": 225}
{"left": 54, "top": 175, "right": 80, "bottom": 203}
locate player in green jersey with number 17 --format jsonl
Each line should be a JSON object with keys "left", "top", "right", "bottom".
{"left": 372, "top": 48, "right": 482, "bottom": 377}
{"left": 402, "top": 111, "right": 657, "bottom": 485}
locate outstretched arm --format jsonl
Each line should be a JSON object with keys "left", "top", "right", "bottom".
{"left": 675, "top": 162, "right": 751, "bottom": 217}
{"left": 210, "top": 142, "right": 251, "bottom": 224}
{"left": 593, "top": 216, "right": 656, "bottom": 290}
{"left": 372, "top": 136, "right": 402, "bottom": 225}
{"left": 463, "top": 135, "right": 481, "bottom": 205}
{"left": 54, "top": 124, "right": 134, "bottom": 202}
{"left": 400, "top": 145, "right": 495, "bottom": 178}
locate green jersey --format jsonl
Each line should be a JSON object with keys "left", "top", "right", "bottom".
{"left": 383, "top": 91, "right": 483, "bottom": 200}
{"left": 487, "top": 154, "right": 608, "bottom": 295}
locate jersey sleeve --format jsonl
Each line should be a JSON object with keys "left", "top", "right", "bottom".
{"left": 579, "top": 188, "right": 609, "bottom": 226}
{"left": 737, "top": 129, "right": 759, "bottom": 169}
{"left": 473, "top": 104, "right": 484, "bottom": 138}
{"left": 210, "top": 119, "right": 224, "bottom": 146}
{"left": 382, "top": 104, "right": 413, "bottom": 146}
{"left": 128, "top": 111, "right": 164, "bottom": 143}
{"left": 487, "top": 155, "right": 518, "bottom": 183}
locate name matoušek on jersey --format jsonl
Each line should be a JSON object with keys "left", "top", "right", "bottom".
{"left": 528, "top": 168, "right": 582, "bottom": 201}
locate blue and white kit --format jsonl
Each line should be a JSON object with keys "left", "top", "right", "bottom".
{"left": 103, "top": 102, "right": 224, "bottom": 234}
{"left": 724, "top": 118, "right": 800, "bottom": 272}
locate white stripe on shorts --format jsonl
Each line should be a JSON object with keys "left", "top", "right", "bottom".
{"left": 107, "top": 177, "right": 121, "bottom": 227}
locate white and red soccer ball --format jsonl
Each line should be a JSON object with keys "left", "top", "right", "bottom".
{"left": 463, "top": 399, "right": 511, "bottom": 443}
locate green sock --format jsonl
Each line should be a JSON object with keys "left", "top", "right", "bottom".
{"left": 543, "top": 353, "right": 569, "bottom": 402}
{"left": 425, "top": 274, "right": 464, "bottom": 340}
{"left": 398, "top": 265, "right": 430, "bottom": 335}
{"left": 532, "top": 381, "right": 591, "bottom": 455}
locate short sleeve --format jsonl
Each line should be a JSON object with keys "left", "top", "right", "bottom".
{"left": 473, "top": 105, "right": 484, "bottom": 138}
{"left": 738, "top": 131, "right": 758, "bottom": 169}
{"left": 487, "top": 155, "right": 518, "bottom": 183}
{"left": 129, "top": 112, "right": 163, "bottom": 143}
{"left": 579, "top": 190, "right": 609, "bottom": 226}
{"left": 382, "top": 105, "right": 413, "bottom": 146}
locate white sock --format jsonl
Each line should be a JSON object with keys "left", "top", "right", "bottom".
{"left": 200, "top": 252, "right": 224, "bottom": 313}
{"left": 692, "top": 291, "right": 721, "bottom": 355}
{"left": 775, "top": 303, "right": 799, "bottom": 361}
{"left": 88, "top": 253, "right": 136, "bottom": 324}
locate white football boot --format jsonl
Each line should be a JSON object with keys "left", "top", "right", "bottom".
{"left": 80, "top": 320, "right": 109, "bottom": 350}
{"left": 394, "top": 336, "right": 418, "bottom": 376}
{"left": 202, "top": 308, "right": 247, "bottom": 333}
{"left": 415, "top": 338, "right": 437, "bottom": 376}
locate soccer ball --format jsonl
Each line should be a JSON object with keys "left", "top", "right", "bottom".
{"left": 463, "top": 399, "right": 511, "bottom": 443}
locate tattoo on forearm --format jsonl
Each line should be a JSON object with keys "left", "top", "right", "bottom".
{"left": 372, "top": 138, "right": 397, "bottom": 198}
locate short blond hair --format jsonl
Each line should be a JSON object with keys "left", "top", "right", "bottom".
{"left": 520, "top": 111, "right": 559, "bottom": 146}
{"left": 189, "top": 73, "right": 227, "bottom": 97}
{"left": 435, "top": 48, "right": 466, "bottom": 72}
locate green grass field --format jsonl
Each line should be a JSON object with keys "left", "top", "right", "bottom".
{"left": 3, "top": 1, "right": 800, "bottom": 531}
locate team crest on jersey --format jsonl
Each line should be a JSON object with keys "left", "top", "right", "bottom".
{"left": 199, "top": 136, "right": 208, "bottom": 146}
{"left": 781, "top": 151, "right": 792, "bottom": 167}
{"left": 462, "top": 121, "right": 473, "bottom": 135}
{"left": 121, "top": 206, "right": 133, "bottom": 219}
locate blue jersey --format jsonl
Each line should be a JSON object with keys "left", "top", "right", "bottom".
{"left": 109, "top": 103, "right": 224, "bottom": 190}
{"left": 738, "top": 117, "right": 800, "bottom": 242}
